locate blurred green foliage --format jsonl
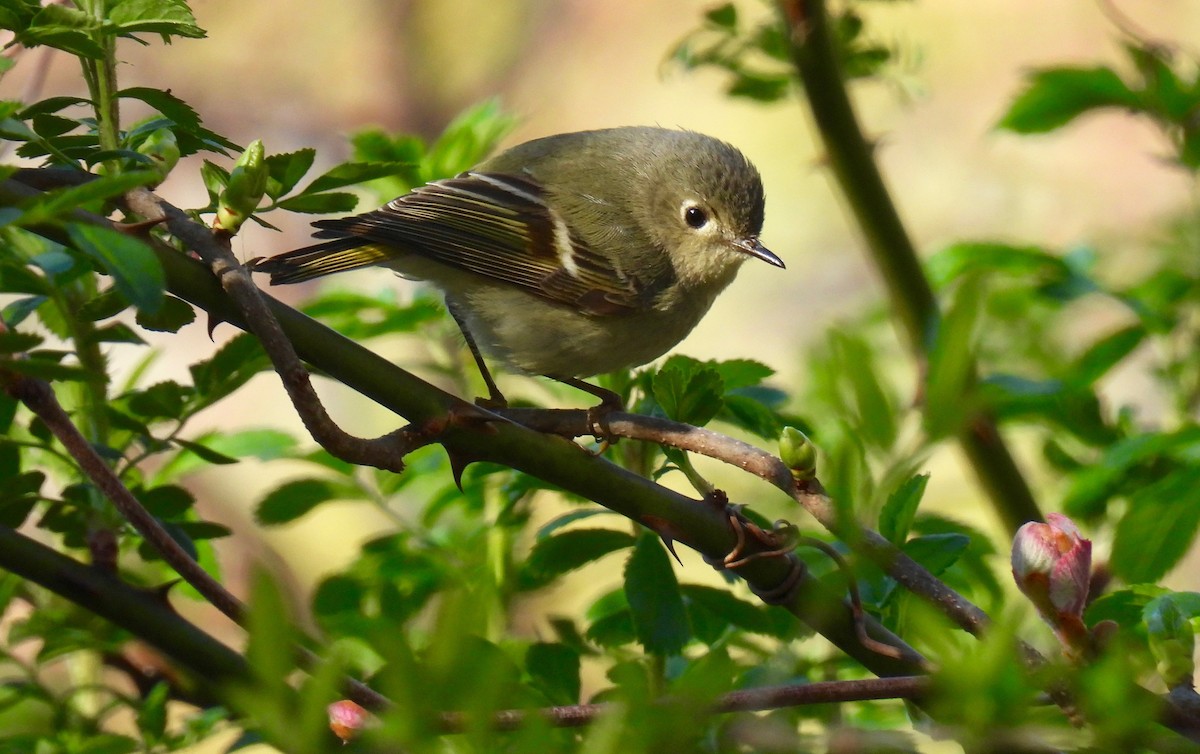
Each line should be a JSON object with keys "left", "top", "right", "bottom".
{"left": 0, "top": 0, "right": 1198, "bottom": 752}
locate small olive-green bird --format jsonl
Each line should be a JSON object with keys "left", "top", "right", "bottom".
{"left": 253, "top": 126, "right": 783, "bottom": 407}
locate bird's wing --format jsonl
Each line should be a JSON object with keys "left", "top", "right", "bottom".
{"left": 311, "top": 171, "right": 650, "bottom": 316}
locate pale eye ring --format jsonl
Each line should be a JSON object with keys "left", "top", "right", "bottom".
{"left": 683, "top": 204, "right": 709, "bottom": 229}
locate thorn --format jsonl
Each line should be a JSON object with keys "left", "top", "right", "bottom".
{"left": 661, "top": 535, "right": 683, "bottom": 565}
{"left": 113, "top": 217, "right": 166, "bottom": 235}
{"left": 205, "top": 311, "right": 228, "bottom": 341}
{"left": 445, "top": 448, "right": 475, "bottom": 491}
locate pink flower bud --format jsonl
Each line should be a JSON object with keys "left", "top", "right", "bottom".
{"left": 1012, "top": 513, "right": 1092, "bottom": 651}
{"left": 328, "top": 700, "right": 370, "bottom": 744}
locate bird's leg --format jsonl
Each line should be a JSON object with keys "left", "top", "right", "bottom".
{"left": 447, "top": 304, "right": 507, "bottom": 408}
{"left": 550, "top": 376, "right": 622, "bottom": 411}
{"left": 548, "top": 375, "right": 623, "bottom": 446}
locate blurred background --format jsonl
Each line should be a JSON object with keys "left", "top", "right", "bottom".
{"left": 7, "top": 0, "right": 1200, "bottom": 688}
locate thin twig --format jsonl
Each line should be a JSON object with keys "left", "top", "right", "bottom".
{"left": 0, "top": 369, "right": 392, "bottom": 712}
{"left": 439, "top": 675, "right": 931, "bottom": 732}
{"left": 122, "top": 187, "right": 420, "bottom": 474}
{"left": 1, "top": 371, "right": 247, "bottom": 622}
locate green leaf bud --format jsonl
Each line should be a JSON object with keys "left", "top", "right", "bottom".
{"left": 215, "top": 139, "right": 267, "bottom": 234}
{"left": 1145, "top": 597, "right": 1196, "bottom": 688}
{"left": 779, "top": 426, "right": 817, "bottom": 481}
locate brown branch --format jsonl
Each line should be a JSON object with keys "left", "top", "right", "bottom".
{"left": 493, "top": 406, "right": 992, "bottom": 638}
{"left": 438, "top": 675, "right": 931, "bottom": 732}
{"left": 2, "top": 371, "right": 247, "bottom": 622}
{"left": 121, "top": 187, "right": 420, "bottom": 474}
{"left": 0, "top": 368, "right": 392, "bottom": 713}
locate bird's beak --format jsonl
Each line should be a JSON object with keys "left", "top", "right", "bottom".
{"left": 733, "top": 238, "right": 785, "bottom": 269}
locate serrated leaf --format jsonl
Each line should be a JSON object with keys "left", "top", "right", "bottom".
{"left": 710, "top": 358, "right": 773, "bottom": 389}
{"left": 624, "top": 534, "right": 689, "bottom": 655}
{"left": 519, "top": 528, "right": 637, "bottom": 590}
{"left": 127, "top": 380, "right": 188, "bottom": 419}
{"left": 264, "top": 148, "right": 316, "bottom": 198}
{"left": 652, "top": 357, "right": 724, "bottom": 426}
{"left": 65, "top": 223, "right": 164, "bottom": 313}
{"left": 118, "top": 87, "right": 201, "bottom": 128}
{"left": 255, "top": 478, "right": 349, "bottom": 525}
{"left": 0, "top": 330, "right": 42, "bottom": 353}
{"left": 276, "top": 191, "right": 358, "bottom": 214}
{"left": 20, "top": 5, "right": 103, "bottom": 58}
{"left": 1111, "top": 467, "right": 1200, "bottom": 584}
{"left": 0, "top": 354, "right": 99, "bottom": 382}
{"left": 108, "top": 0, "right": 205, "bottom": 38}
{"left": 878, "top": 473, "right": 929, "bottom": 545}
{"left": 999, "top": 66, "right": 1141, "bottom": 134}
{"left": 28, "top": 171, "right": 157, "bottom": 222}
{"left": 298, "top": 161, "right": 413, "bottom": 195}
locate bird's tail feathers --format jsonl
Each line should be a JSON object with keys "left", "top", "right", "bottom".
{"left": 252, "top": 237, "right": 392, "bottom": 285}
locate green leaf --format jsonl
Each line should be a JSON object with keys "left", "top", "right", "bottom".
{"left": 624, "top": 534, "right": 690, "bottom": 655}
{"left": 1086, "top": 585, "right": 1168, "bottom": 630}
{"left": 27, "top": 171, "right": 157, "bottom": 222}
{"left": 188, "top": 332, "right": 271, "bottom": 407}
{"left": 519, "top": 528, "right": 637, "bottom": 590}
{"left": 1063, "top": 427, "right": 1200, "bottom": 517}
{"left": 20, "top": 5, "right": 104, "bottom": 58}
{"left": 0, "top": 354, "right": 99, "bottom": 382}
{"left": 0, "top": 330, "right": 42, "bottom": 353}
{"left": 107, "top": 0, "right": 205, "bottom": 38}
{"left": 264, "top": 148, "right": 315, "bottom": 198}
{"left": 926, "top": 242, "right": 1069, "bottom": 289}
{"left": 1111, "top": 467, "right": 1200, "bottom": 584}
{"left": 298, "top": 161, "right": 413, "bottom": 195}
{"left": 652, "top": 356, "right": 724, "bottom": 426}
{"left": 924, "top": 275, "right": 984, "bottom": 438}
{"left": 65, "top": 223, "right": 165, "bottom": 313}
{"left": 718, "top": 393, "right": 782, "bottom": 439}
{"left": 135, "top": 294, "right": 195, "bottom": 332}
{"left": 136, "top": 682, "right": 169, "bottom": 743}
{"left": 138, "top": 485, "right": 195, "bottom": 519}
{"left": 979, "top": 375, "right": 1114, "bottom": 445}
{"left": 276, "top": 191, "right": 358, "bottom": 214}
{"left": 127, "top": 380, "right": 188, "bottom": 419}
{"left": 525, "top": 643, "right": 581, "bottom": 705}
{"left": 705, "top": 3, "right": 737, "bottom": 29}
{"left": 173, "top": 437, "right": 238, "bottom": 465}
{"left": 902, "top": 533, "right": 970, "bottom": 577}
{"left": 832, "top": 330, "right": 896, "bottom": 449}
{"left": 999, "top": 66, "right": 1141, "bottom": 133}
{"left": 680, "top": 584, "right": 791, "bottom": 638}
{"left": 727, "top": 72, "right": 792, "bottom": 102}
{"left": 878, "top": 473, "right": 929, "bottom": 545}
{"left": 255, "top": 478, "right": 348, "bottom": 525}
{"left": 119, "top": 87, "right": 201, "bottom": 128}
{"left": 709, "top": 358, "right": 773, "bottom": 389}
{"left": 1069, "top": 325, "right": 1145, "bottom": 386}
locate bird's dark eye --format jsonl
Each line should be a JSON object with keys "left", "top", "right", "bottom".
{"left": 684, "top": 205, "right": 709, "bottom": 229}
